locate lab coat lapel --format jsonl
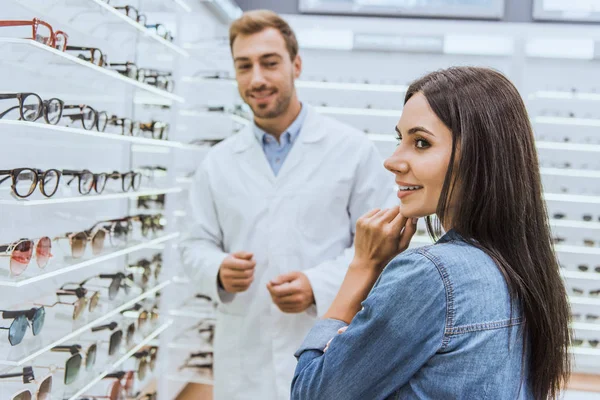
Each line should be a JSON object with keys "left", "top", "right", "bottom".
{"left": 233, "top": 126, "right": 276, "bottom": 185}
{"left": 276, "top": 105, "right": 326, "bottom": 182}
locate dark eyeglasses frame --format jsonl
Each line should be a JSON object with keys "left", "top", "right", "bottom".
{"left": 0, "top": 168, "right": 62, "bottom": 198}
{"left": 0, "top": 93, "right": 64, "bottom": 124}
{"left": 65, "top": 45, "right": 108, "bottom": 67}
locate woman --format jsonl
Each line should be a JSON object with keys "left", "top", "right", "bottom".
{"left": 291, "top": 67, "right": 571, "bottom": 400}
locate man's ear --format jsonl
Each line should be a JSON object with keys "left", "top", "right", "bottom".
{"left": 293, "top": 54, "right": 302, "bottom": 79}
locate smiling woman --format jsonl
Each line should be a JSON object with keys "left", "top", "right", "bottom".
{"left": 292, "top": 67, "right": 572, "bottom": 400}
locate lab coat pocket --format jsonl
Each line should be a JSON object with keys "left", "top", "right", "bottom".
{"left": 296, "top": 183, "right": 349, "bottom": 241}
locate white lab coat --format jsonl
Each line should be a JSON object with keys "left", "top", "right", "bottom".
{"left": 180, "top": 105, "right": 396, "bottom": 400}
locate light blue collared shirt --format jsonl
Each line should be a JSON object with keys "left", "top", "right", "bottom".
{"left": 252, "top": 104, "right": 308, "bottom": 176}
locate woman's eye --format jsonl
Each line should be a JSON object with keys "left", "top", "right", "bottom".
{"left": 415, "top": 139, "right": 430, "bottom": 149}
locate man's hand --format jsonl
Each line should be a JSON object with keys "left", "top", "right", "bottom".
{"left": 218, "top": 251, "right": 256, "bottom": 293}
{"left": 266, "top": 271, "right": 314, "bottom": 313}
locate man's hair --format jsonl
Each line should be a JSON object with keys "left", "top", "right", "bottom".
{"left": 229, "top": 10, "right": 299, "bottom": 60}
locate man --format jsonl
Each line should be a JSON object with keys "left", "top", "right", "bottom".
{"left": 181, "top": 9, "right": 395, "bottom": 400}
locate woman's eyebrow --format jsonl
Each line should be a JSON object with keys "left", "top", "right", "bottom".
{"left": 395, "top": 126, "right": 435, "bottom": 137}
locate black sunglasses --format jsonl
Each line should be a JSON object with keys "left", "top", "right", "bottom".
{"left": 91, "top": 321, "right": 124, "bottom": 356}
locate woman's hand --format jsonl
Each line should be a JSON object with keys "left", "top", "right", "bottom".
{"left": 353, "top": 206, "right": 418, "bottom": 271}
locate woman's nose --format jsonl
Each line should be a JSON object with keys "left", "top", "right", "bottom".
{"left": 384, "top": 156, "right": 409, "bottom": 174}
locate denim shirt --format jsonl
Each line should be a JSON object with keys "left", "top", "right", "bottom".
{"left": 292, "top": 230, "right": 532, "bottom": 400}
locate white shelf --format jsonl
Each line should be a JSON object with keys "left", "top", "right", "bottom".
{"left": 562, "top": 270, "right": 600, "bottom": 282}
{"left": 166, "top": 374, "right": 213, "bottom": 385}
{"left": 554, "top": 244, "right": 600, "bottom": 256}
{"left": 541, "top": 167, "right": 600, "bottom": 179}
{"left": 536, "top": 141, "right": 600, "bottom": 153}
{"left": 529, "top": 90, "right": 600, "bottom": 102}
{"left": 0, "top": 120, "right": 203, "bottom": 150}
{"left": 533, "top": 116, "right": 600, "bottom": 128}
{"left": 66, "top": 319, "right": 173, "bottom": 400}
{"left": 169, "top": 309, "right": 215, "bottom": 319}
{"left": 10, "top": 0, "right": 189, "bottom": 57}
{"left": 544, "top": 193, "right": 600, "bottom": 205}
{"left": 0, "top": 38, "right": 184, "bottom": 104}
{"left": 0, "top": 187, "right": 182, "bottom": 207}
{"left": 0, "top": 281, "right": 170, "bottom": 366}
{"left": 551, "top": 219, "right": 600, "bottom": 231}
{"left": 570, "top": 347, "right": 600, "bottom": 356}
{"left": 570, "top": 297, "right": 600, "bottom": 307}
{"left": 572, "top": 322, "right": 600, "bottom": 332}
{"left": 0, "top": 233, "right": 180, "bottom": 287}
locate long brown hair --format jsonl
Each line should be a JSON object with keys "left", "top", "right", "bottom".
{"left": 405, "top": 67, "right": 571, "bottom": 399}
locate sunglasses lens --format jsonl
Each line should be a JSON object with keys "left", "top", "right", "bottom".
{"left": 111, "top": 223, "right": 128, "bottom": 246}
{"left": 139, "top": 358, "right": 147, "bottom": 380}
{"left": 21, "top": 94, "right": 42, "bottom": 121}
{"left": 87, "top": 343, "right": 97, "bottom": 369}
{"left": 35, "top": 236, "right": 52, "bottom": 268}
{"left": 127, "top": 323, "right": 135, "bottom": 346}
{"left": 109, "top": 330, "right": 123, "bottom": 356}
{"left": 109, "top": 380, "right": 123, "bottom": 400}
{"left": 41, "top": 169, "right": 60, "bottom": 197}
{"left": 91, "top": 230, "right": 106, "bottom": 255}
{"left": 70, "top": 232, "right": 87, "bottom": 258}
{"left": 8, "top": 315, "right": 28, "bottom": 345}
{"left": 32, "top": 307, "right": 45, "bottom": 335}
{"left": 108, "top": 277, "right": 120, "bottom": 300}
{"left": 14, "top": 169, "right": 37, "bottom": 198}
{"left": 65, "top": 353, "right": 82, "bottom": 385}
{"left": 46, "top": 98, "right": 62, "bottom": 124}
{"left": 38, "top": 375, "right": 52, "bottom": 400}
{"left": 13, "top": 390, "right": 33, "bottom": 400}
{"left": 89, "top": 292, "right": 100, "bottom": 312}
{"left": 73, "top": 298, "right": 87, "bottom": 320}
{"left": 80, "top": 171, "right": 94, "bottom": 194}
{"left": 10, "top": 240, "right": 34, "bottom": 276}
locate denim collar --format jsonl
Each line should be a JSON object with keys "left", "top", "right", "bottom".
{"left": 436, "top": 229, "right": 463, "bottom": 244}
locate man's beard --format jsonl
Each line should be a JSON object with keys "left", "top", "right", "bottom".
{"left": 251, "top": 91, "right": 292, "bottom": 119}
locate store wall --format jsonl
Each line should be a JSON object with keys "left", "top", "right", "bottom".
{"left": 234, "top": 0, "right": 533, "bottom": 23}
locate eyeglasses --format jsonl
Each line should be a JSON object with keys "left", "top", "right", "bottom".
{"left": 108, "top": 62, "right": 145, "bottom": 81}
{"left": 576, "top": 265, "right": 600, "bottom": 273}
{"left": 62, "top": 169, "right": 108, "bottom": 195}
{"left": 0, "top": 168, "right": 61, "bottom": 198}
{"left": 572, "top": 313, "right": 599, "bottom": 323}
{"left": 144, "top": 23, "right": 173, "bottom": 41}
{"left": 137, "top": 194, "right": 165, "bottom": 210}
{"left": 91, "top": 321, "right": 123, "bottom": 356}
{"left": 108, "top": 171, "right": 142, "bottom": 192}
{"left": 54, "top": 228, "right": 107, "bottom": 259}
{"left": 141, "top": 71, "right": 174, "bottom": 92}
{"left": 0, "top": 93, "right": 64, "bottom": 124}
{"left": 65, "top": 46, "right": 108, "bottom": 67}
{"left": 62, "top": 104, "right": 108, "bottom": 131}
{"left": 570, "top": 287, "right": 600, "bottom": 297}
{"left": 0, "top": 237, "right": 52, "bottom": 276}
{"left": 51, "top": 344, "right": 97, "bottom": 384}
{"left": 0, "top": 307, "right": 45, "bottom": 346}
{"left": 108, "top": 115, "right": 140, "bottom": 136}
{"left": 115, "top": 5, "right": 147, "bottom": 25}
{"left": 131, "top": 214, "right": 164, "bottom": 237}
{"left": 0, "top": 18, "right": 68, "bottom": 50}
{"left": 139, "top": 121, "right": 169, "bottom": 140}
{"left": 121, "top": 303, "right": 159, "bottom": 330}
{"left": 0, "top": 367, "right": 52, "bottom": 400}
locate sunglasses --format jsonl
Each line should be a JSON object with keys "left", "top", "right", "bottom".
{"left": 121, "top": 303, "right": 159, "bottom": 331}
{"left": 130, "top": 214, "right": 164, "bottom": 237}
{"left": 65, "top": 45, "right": 108, "bottom": 67}
{"left": 570, "top": 287, "right": 600, "bottom": 297}
{"left": 572, "top": 313, "right": 599, "bottom": 323}
{"left": 51, "top": 343, "right": 97, "bottom": 384}
{"left": 0, "top": 93, "right": 64, "bottom": 124}
{"left": 0, "top": 367, "right": 52, "bottom": 400}
{"left": 73, "top": 272, "right": 134, "bottom": 300}
{"left": 54, "top": 228, "right": 107, "bottom": 259}
{"left": 37, "top": 287, "right": 99, "bottom": 321}
{"left": 572, "top": 338, "right": 599, "bottom": 348}
{"left": 92, "top": 321, "right": 124, "bottom": 356}
{"left": 0, "top": 307, "right": 45, "bottom": 346}
{"left": 103, "top": 370, "right": 135, "bottom": 398}
{"left": 127, "top": 254, "right": 162, "bottom": 288}
{"left": 132, "top": 347, "right": 158, "bottom": 380}
{"left": 89, "top": 219, "right": 134, "bottom": 247}
{"left": 0, "top": 18, "right": 68, "bottom": 50}
{"left": 576, "top": 265, "right": 600, "bottom": 273}
{"left": 0, "top": 168, "right": 61, "bottom": 199}
{"left": 0, "top": 237, "right": 52, "bottom": 276}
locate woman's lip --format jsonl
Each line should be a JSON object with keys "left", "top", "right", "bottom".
{"left": 397, "top": 188, "right": 423, "bottom": 199}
